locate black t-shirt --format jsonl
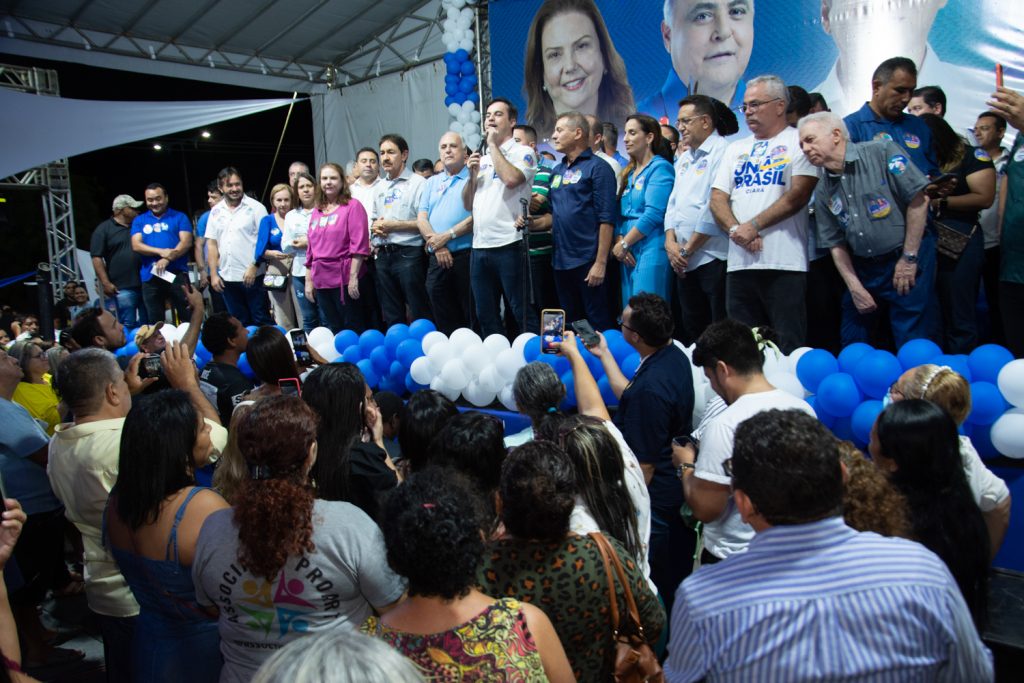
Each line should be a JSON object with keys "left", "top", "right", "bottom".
{"left": 90, "top": 218, "right": 141, "bottom": 289}
{"left": 199, "top": 361, "right": 255, "bottom": 425}
{"left": 942, "top": 146, "right": 996, "bottom": 228}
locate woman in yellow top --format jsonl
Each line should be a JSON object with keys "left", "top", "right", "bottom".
{"left": 9, "top": 341, "right": 62, "bottom": 434}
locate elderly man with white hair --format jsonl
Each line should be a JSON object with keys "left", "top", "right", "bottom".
{"left": 797, "top": 110, "right": 934, "bottom": 347}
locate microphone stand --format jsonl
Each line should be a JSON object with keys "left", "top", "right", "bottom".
{"left": 518, "top": 197, "right": 534, "bottom": 335}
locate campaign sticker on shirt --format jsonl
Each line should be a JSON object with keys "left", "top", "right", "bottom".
{"left": 770, "top": 145, "right": 787, "bottom": 157}
{"left": 888, "top": 155, "right": 908, "bottom": 176}
{"left": 694, "top": 158, "right": 709, "bottom": 175}
{"left": 551, "top": 175, "right": 563, "bottom": 189}
{"left": 874, "top": 132, "right": 894, "bottom": 142}
{"left": 634, "top": 177, "right": 645, "bottom": 190}
{"left": 974, "top": 148, "right": 992, "bottom": 162}
{"left": 866, "top": 194, "right": 892, "bottom": 219}
{"left": 319, "top": 216, "right": 329, "bottom": 227}
{"left": 565, "top": 169, "right": 582, "bottom": 184}
{"left": 829, "top": 194, "right": 844, "bottom": 215}
{"left": 751, "top": 141, "right": 769, "bottom": 157}
{"left": 523, "top": 153, "right": 534, "bottom": 167}
{"left": 328, "top": 214, "right": 338, "bottom": 225}
{"left": 1015, "top": 146, "right": 1024, "bottom": 163}
{"left": 903, "top": 133, "right": 921, "bottom": 149}
{"left": 142, "top": 224, "right": 153, "bottom": 234}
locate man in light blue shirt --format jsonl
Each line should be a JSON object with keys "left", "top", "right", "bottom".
{"left": 664, "top": 95, "right": 733, "bottom": 344}
{"left": 665, "top": 409, "right": 992, "bottom": 682}
{"left": 419, "top": 131, "right": 473, "bottom": 334}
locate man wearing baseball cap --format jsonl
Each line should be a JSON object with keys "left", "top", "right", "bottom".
{"left": 90, "top": 195, "right": 144, "bottom": 327}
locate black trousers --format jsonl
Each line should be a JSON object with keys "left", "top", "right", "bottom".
{"left": 982, "top": 246, "right": 1004, "bottom": 344}
{"left": 675, "top": 259, "right": 727, "bottom": 346}
{"left": 375, "top": 245, "right": 433, "bottom": 327}
{"left": 726, "top": 269, "right": 807, "bottom": 354}
{"left": 1001, "top": 281, "right": 1024, "bottom": 358}
{"left": 805, "top": 255, "right": 844, "bottom": 355}
{"left": 426, "top": 249, "right": 473, "bottom": 335}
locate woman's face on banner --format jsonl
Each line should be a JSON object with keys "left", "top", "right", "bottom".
{"left": 665, "top": 0, "right": 754, "bottom": 93}
{"left": 541, "top": 11, "right": 605, "bottom": 116}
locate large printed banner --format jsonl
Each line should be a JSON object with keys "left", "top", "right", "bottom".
{"left": 489, "top": 0, "right": 1024, "bottom": 142}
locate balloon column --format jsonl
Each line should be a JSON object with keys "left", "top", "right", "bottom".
{"left": 441, "top": 0, "right": 482, "bottom": 152}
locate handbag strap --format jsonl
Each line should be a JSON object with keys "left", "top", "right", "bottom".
{"left": 591, "top": 532, "right": 646, "bottom": 637}
{"left": 590, "top": 532, "right": 621, "bottom": 633}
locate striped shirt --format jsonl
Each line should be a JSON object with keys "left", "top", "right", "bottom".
{"left": 665, "top": 516, "right": 992, "bottom": 682}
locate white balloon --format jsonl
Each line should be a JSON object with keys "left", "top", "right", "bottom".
{"left": 430, "top": 376, "right": 461, "bottom": 402}
{"left": 483, "top": 333, "right": 510, "bottom": 355}
{"left": 478, "top": 364, "right": 503, "bottom": 394}
{"left": 462, "top": 380, "right": 496, "bottom": 407}
{"left": 990, "top": 408, "right": 1024, "bottom": 458}
{"left": 449, "top": 120, "right": 464, "bottom": 133}
{"left": 498, "top": 383, "right": 517, "bottom": 411}
{"left": 762, "top": 348, "right": 786, "bottom": 377}
{"left": 495, "top": 348, "right": 524, "bottom": 382}
{"left": 463, "top": 344, "right": 491, "bottom": 376}
{"left": 450, "top": 0, "right": 465, "bottom": 9}
{"left": 461, "top": 100, "right": 475, "bottom": 112}
{"left": 308, "top": 326, "right": 334, "bottom": 351}
{"left": 409, "top": 356, "right": 436, "bottom": 385}
{"left": 460, "top": 7, "right": 473, "bottom": 22}
{"left": 426, "top": 339, "right": 454, "bottom": 368}
{"left": 788, "top": 346, "right": 813, "bottom": 373}
{"left": 159, "top": 323, "right": 179, "bottom": 342}
{"left": 317, "top": 344, "right": 341, "bottom": 362}
{"left": 441, "top": 358, "right": 470, "bottom": 391}
{"left": 420, "top": 330, "right": 448, "bottom": 355}
{"left": 447, "top": 103, "right": 461, "bottom": 116}
{"left": 456, "top": 111, "right": 469, "bottom": 124}
{"left": 458, "top": 38, "right": 474, "bottom": 52}
{"left": 767, "top": 371, "right": 807, "bottom": 399}
{"left": 470, "top": 110, "right": 481, "bottom": 123}
{"left": 450, "top": 327, "right": 482, "bottom": 350}
{"left": 997, "top": 359, "right": 1024, "bottom": 408}
{"left": 512, "top": 332, "right": 536, "bottom": 356}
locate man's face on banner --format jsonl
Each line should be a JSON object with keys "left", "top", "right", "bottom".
{"left": 662, "top": 0, "right": 754, "bottom": 94}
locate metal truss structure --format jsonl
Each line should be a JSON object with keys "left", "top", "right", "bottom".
{"left": 0, "top": 63, "right": 79, "bottom": 300}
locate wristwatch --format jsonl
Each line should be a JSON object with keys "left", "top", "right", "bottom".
{"left": 449, "top": 229, "right": 457, "bottom": 240}
{"left": 729, "top": 224, "right": 740, "bottom": 235}
{"left": 901, "top": 251, "right": 918, "bottom": 264}
{"left": 620, "top": 240, "right": 632, "bottom": 252}
{"left": 675, "top": 463, "right": 696, "bottom": 479}
{"left": 680, "top": 247, "right": 692, "bottom": 258}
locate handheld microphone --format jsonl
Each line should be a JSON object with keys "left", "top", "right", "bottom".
{"left": 477, "top": 136, "right": 487, "bottom": 156}
{"left": 519, "top": 197, "right": 529, "bottom": 232}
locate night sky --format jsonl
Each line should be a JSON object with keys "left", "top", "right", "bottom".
{"left": 0, "top": 52, "right": 313, "bottom": 312}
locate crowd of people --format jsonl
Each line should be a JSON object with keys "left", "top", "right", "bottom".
{"left": 1, "top": 49, "right": 1022, "bottom": 683}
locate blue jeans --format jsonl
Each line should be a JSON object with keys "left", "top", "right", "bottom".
{"left": 293, "top": 276, "right": 320, "bottom": 333}
{"left": 842, "top": 232, "right": 938, "bottom": 349}
{"left": 472, "top": 243, "right": 527, "bottom": 337}
{"left": 114, "top": 287, "right": 143, "bottom": 327}
{"left": 936, "top": 228, "right": 984, "bottom": 354}
{"left": 220, "top": 280, "right": 273, "bottom": 327}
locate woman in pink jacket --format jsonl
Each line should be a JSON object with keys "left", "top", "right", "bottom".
{"left": 304, "top": 163, "right": 371, "bottom": 332}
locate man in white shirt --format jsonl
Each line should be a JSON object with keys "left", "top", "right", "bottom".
{"left": 205, "top": 167, "right": 271, "bottom": 326}
{"left": 664, "top": 94, "right": 734, "bottom": 344}
{"left": 372, "top": 134, "right": 432, "bottom": 327}
{"left": 463, "top": 98, "right": 538, "bottom": 336}
{"left": 710, "top": 75, "right": 818, "bottom": 353}
{"left": 585, "top": 113, "right": 623, "bottom": 181}
{"left": 349, "top": 147, "right": 384, "bottom": 221}
{"left": 674, "top": 318, "right": 815, "bottom": 563}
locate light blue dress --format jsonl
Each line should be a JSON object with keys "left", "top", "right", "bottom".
{"left": 618, "top": 155, "right": 675, "bottom": 302}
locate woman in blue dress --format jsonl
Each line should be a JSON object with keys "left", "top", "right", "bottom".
{"left": 105, "top": 389, "right": 229, "bottom": 683}
{"left": 611, "top": 114, "right": 675, "bottom": 302}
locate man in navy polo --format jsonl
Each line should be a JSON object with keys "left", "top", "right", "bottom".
{"left": 130, "top": 182, "right": 194, "bottom": 324}
{"left": 419, "top": 131, "right": 474, "bottom": 334}
{"left": 547, "top": 112, "right": 617, "bottom": 329}
{"left": 843, "top": 57, "right": 939, "bottom": 178}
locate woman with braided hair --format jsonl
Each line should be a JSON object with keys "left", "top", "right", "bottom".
{"left": 191, "top": 395, "right": 405, "bottom": 683}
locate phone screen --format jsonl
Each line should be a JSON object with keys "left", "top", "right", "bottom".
{"left": 571, "top": 319, "right": 599, "bottom": 347}
{"left": 278, "top": 378, "right": 301, "bottom": 398}
{"left": 289, "top": 329, "right": 312, "bottom": 365}
{"left": 541, "top": 309, "right": 565, "bottom": 354}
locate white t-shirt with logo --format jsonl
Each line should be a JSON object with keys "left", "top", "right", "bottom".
{"left": 696, "top": 389, "right": 816, "bottom": 559}
{"left": 373, "top": 169, "right": 426, "bottom": 246}
{"left": 206, "top": 195, "right": 269, "bottom": 281}
{"left": 712, "top": 127, "right": 818, "bottom": 273}
{"left": 471, "top": 138, "right": 538, "bottom": 249}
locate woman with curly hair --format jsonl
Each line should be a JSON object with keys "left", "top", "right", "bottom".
{"left": 363, "top": 468, "right": 573, "bottom": 682}
{"left": 523, "top": 0, "right": 635, "bottom": 138}
{"left": 191, "top": 396, "right": 405, "bottom": 683}
{"left": 478, "top": 440, "right": 664, "bottom": 681}
{"left": 887, "top": 364, "right": 1011, "bottom": 557}
{"left": 835, "top": 440, "right": 912, "bottom": 539}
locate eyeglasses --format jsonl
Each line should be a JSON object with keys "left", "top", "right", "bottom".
{"left": 675, "top": 115, "right": 704, "bottom": 127}
{"left": 737, "top": 98, "right": 782, "bottom": 114}
{"left": 616, "top": 316, "right": 636, "bottom": 333}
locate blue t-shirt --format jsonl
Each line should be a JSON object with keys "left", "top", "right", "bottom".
{"left": 418, "top": 167, "right": 472, "bottom": 253}
{"left": 196, "top": 210, "right": 211, "bottom": 238}
{"left": 0, "top": 399, "right": 62, "bottom": 515}
{"left": 844, "top": 103, "right": 939, "bottom": 178}
{"left": 254, "top": 214, "right": 285, "bottom": 262}
{"left": 549, "top": 149, "right": 618, "bottom": 270}
{"left": 131, "top": 207, "right": 192, "bottom": 281}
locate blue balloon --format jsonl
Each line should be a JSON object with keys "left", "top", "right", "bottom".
{"left": 194, "top": 354, "right": 209, "bottom": 371}
{"left": 971, "top": 423, "right": 1000, "bottom": 459}
{"left": 122, "top": 341, "right": 139, "bottom": 357}
{"left": 408, "top": 319, "right": 436, "bottom": 340}
{"left": 444, "top": 95, "right": 456, "bottom": 107}
{"left": 454, "top": 49, "right": 469, "bottom": 62}
{"left": 445, "top": 83, "right": 458, "bottom": 96}
{"left": 453, "top": 92, "right": 466, "bottom": 104}
{"left": 933, "top": 354, "right": 972, "bottom": 382}
{"left": 607, "top": 335, "right": 632, "bottom": 364}
{"left": 597, "top": 375, "right": 617, "bottom": 406}
{"left": 358, "top": 329, "right": 386, "bottom": 357}
{"left": 334, "top": 329, "right": 358, "bottom": 354}
{"left": 389, "top": 360, "right": 406, "bottom": 383}
{"left": 195, "top": 339, "right": 212, "bottom": 360}
{"left": 385, "top": 323, "right": 411, "bottom": 348}
{"left": 238, "top": 353, "right": 255, "bottom": 379}
{"left": 538, "top": 352, "right": 569, "bottom": 376}
{"left": 114, "top": 345, "right": 128, "bottom": 359}
{"left": 395, "top": 338, "right": 424, "bottom": 367}
{"left": 851, "top": 399, "right": 885, "bottom": 444}
{"left": 602, "top": 329, "right": 624, "bottom": 345}
{"left": 796, "top": 349, "right": 839, "bottom": 394}
{"left": 445, "top": 74, "right": 459, "bottom": 85}
{"left": 370, "top": 346, "right": 391, "bottom": 376}
{"left": 968, "top": 344, "right": 1014, "bottom": 385}
{"left": 446, "top": 62, "right": 460, "bottom": 75}
{"left": 831, "top": 416, "right": 856, "bottom": 443}
{"left": 459, "top": 79, "right": 475, "bottom": 94}
{"left": 852, "top": 350, "right": 902, "bottom": 399}
{"left": 462, "top": 74, "right": 478, "bottom": 89}
{"left": 405, "top": 372, "right": 428, "bottom": 395}
{"left": 356, "top": 359, "right": 379, "bottom": 389}
{"left": 523, "top": 336, "right": 541, "bottom": 362}
{"left": 897, "top": 338, "right": 942, "bottom": 371}
{"left": 806, "top": 396, "right": 836, "bottom": 429}
{"left": 621, "top": 352, "right": 641, "bottom": 379}
{"left": 246, "top": 325, "right": 258, "bottom": 337}
{"left": 460, "top": 60, "right": 475, "bottom": 75}
{"left": 816, "top": 372, "right": 863, "bottom": 418}
{"left": 560, "top": 370, "right": 577, "bottom": 410}
{"left": 467, "top": 92, "right": 480, "bottom": 105}
{"left": 967, "top": 381, "right": 1008, "bottom": 426}
{"left": 837, "top": 342, "right": 874, "bottom": 374}
{"left": 342, "top": 345, "right": 362, "bottom": 364}
{"left": 443, "top": 52, "right": 456, "bottom": 65}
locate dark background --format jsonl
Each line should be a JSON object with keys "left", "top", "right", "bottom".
{"left": 0, "top": 53, "right": 314, "bottom": 313}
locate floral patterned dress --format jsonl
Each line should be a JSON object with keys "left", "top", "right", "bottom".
{"left": 362, "top": 597, "right": 547, "bottom": 682}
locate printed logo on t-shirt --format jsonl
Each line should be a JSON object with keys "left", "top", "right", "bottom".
{"left": 866, "top": 194, "right": 892, "bottom": 219}
{"left": 751, "top": 141, "right": 769, "bottom": 158}
{"left": 874, "top": 132, "right": 894, "bottom": 142}
{"left": 143, "top": 225, "right": 153, "bottom": 235}
{"left": 735, "top": 141, "right": 788, "bottom": 189}
{"left": 974, "top": 148, "right": 992, "bottom": 162}
{"left": 888, "top": 155, "right": 908, "bottom": 176}
{"left": 903, "top": 133, "right": 921, "bottom": 149}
